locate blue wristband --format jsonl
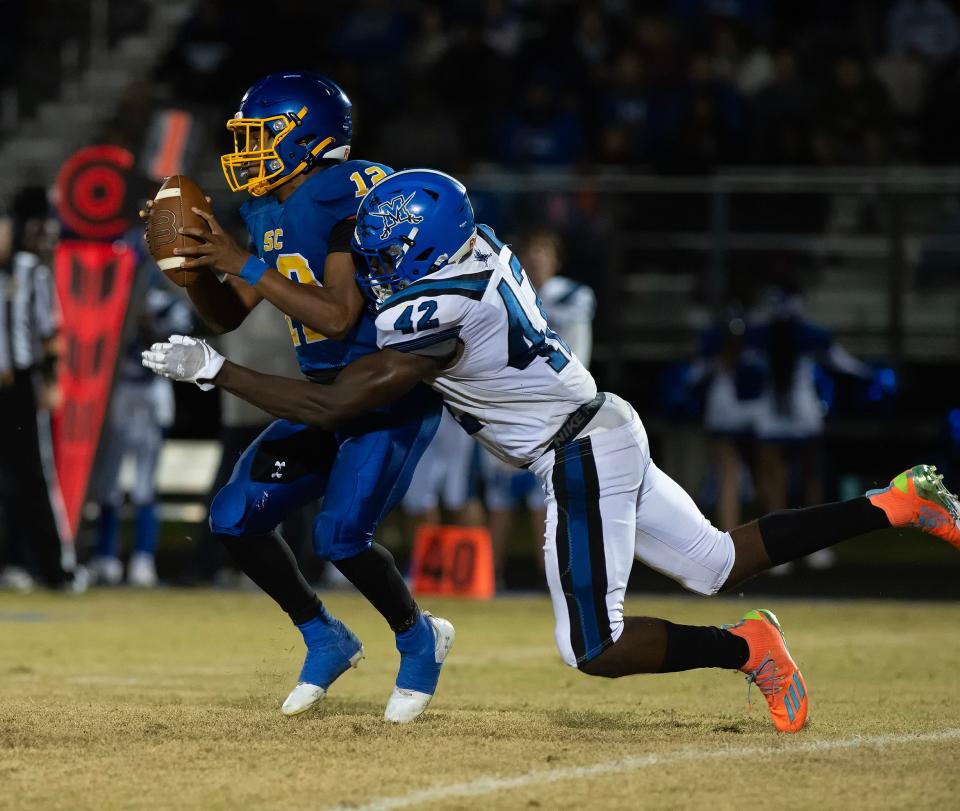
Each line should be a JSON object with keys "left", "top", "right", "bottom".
{"left": 239, "top": 256, "right": 269, "bottom": 286}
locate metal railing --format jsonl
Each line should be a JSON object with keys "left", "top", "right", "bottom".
{"left": 466, "top": 168, "right": 960, "bottom": 390}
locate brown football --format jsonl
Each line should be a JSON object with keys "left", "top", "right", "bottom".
{"left": 145, "top": 175, "right": 213, "bottom": 287}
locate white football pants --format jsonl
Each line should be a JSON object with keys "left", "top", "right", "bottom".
{"left": 529, "top": 393, "right": 735, "bottom": 667}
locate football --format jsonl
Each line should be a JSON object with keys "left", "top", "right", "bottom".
{"left": 145, "top": 175, "right": 212, "bottom": 287}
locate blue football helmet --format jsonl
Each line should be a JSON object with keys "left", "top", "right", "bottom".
{"left": 220, "top": 71, "right": 352, "bottom": 197}
{"left": 353, "top": 169, "right": 476, "bottom": 302}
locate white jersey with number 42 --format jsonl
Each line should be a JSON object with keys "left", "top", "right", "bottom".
{"left": 375, "top": 225, "right": 597, "bottom": 467}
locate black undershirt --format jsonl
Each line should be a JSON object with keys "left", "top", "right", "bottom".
{"left": 328, "top": 217, "right": 356, "bottom": 254}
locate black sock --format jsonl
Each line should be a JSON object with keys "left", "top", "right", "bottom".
{"left": 660, "top": 622, "right": 749, "bottom": 672}
{"left": 758, "top": 496, "right": 890, "bottom": 566}
{"left": 219, "top": 531, "right": 322, "bottom": 625}
{"left": 333, "top": 543, "right": 419, "bottom": 633}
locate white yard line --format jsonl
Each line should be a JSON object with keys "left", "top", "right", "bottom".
{"left": 333, "top": 728, "right": 960, "bottom": 811}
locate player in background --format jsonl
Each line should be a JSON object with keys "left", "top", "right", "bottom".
{"left": 90, "top": 267, "right": 193, "bottom": 587}
{"left": 480, "top": 229, "right": 596, "bottom": 582}
{"left": 144, "top": 73, "right": 451, "bottom": 722}
{"left": 525, "top": 229, "right": 595, "bottom": 367}
{"left": 401, "top": 408, "right": 480, "bottom": 529}
{"left": 144, "top": 169, "right": 960, "bottom": 734}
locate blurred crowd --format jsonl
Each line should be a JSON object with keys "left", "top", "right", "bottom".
{"left": 88, "top": 0, "right": 960, "bottom": 172}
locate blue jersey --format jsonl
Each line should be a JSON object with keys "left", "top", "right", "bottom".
{"left": 240, "top": 160, "right": 392, "bottom": 376}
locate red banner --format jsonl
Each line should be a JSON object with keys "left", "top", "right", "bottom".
{"left": 52, "top": 240, "right": 137, "bottom": 539}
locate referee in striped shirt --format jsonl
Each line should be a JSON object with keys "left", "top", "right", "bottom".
{"left": 0, "top": 186, "right": 80, "bottom": 591}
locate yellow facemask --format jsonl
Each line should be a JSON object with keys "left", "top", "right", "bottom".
{"left": 220, "top": 106, "right": 333, "bottom": 197}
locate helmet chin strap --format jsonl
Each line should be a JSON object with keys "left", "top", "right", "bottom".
{"left": 449, "top": 231, "right": 477, "bottom": 263}
{"left": 428, "top": 230, "right": 477, "bottom": 274}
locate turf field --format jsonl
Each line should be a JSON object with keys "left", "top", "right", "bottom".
{"left": 1, "top": 590, "right": 958, "bottom": 810}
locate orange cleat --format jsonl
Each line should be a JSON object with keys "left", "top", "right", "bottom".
{"left": 725, "top": 609, "right": 808, "bottom": 733}
{"left": 866, "top": 464, "right": 960, "bottom": 550}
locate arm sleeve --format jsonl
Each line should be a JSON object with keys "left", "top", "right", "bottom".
{"left": 564, "top": 319, "right": 593, "bottom": 369}
{"left": 327, "top": 217, "right": 356, "bottom": 254}
{"left": 574, "top": 284, "right": 596, "bottom": 320}
{"left": 825, "top": 344, "right": 873, "bottom": 379}
{"left": 375, "top": 292, "right": 468, "bottom": 360}
{"left": 555, "top": 284, "right": 594, "bottom": 368}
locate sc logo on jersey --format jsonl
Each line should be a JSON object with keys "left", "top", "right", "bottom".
{"left": 372, "top": 193, "right": 422, "bottom": 239}
{"left": 263, "top": 228, "right": 283, "bottom": 252}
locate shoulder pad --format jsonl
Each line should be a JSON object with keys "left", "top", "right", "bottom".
{"left": 376, "top": 286, "right": 473, "bottom": 355}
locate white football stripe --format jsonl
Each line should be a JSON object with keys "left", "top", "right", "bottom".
{"left": 333, "top": 727, "right": 960, "bottom": 810}
{"left": 155, "top": 188, "right": 181, "bottom": 200}
{"left": 157, "top": 257, "right": 185, "bottom": 270}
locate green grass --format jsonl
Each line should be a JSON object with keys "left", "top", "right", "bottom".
{"left": 1, "top": 590, "right": 958, "bottom": 809}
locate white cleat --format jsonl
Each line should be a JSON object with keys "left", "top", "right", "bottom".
{"left": 127, "top": 553, "right": 158, "bottom": 588}
{"left": 281, "top": 682, "right": 327, "bottom": 717}
{"left": 280, "top": 646, "right": 364, "bottom": 717}
{"left": 89, "top": 556, "right": 123, "bottom": 586}
{"left": 0, "top": 566, "right": 35, "bottom": 592}
{"left": 384, "top": 614, "right": 455, "bottom": 724}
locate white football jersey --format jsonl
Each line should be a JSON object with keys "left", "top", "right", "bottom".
{"left": 375, "top": 225, "right": 597, "bottom": 467}
{"left": 537, "top": 276, "right": 595, "bottom": 368}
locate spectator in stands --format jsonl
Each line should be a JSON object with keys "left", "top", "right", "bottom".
{"left": 670, "top": 0, "right": 772, "bottom": 30}
{"left": 377, "top": 89, "right": 463, "bottom": 172}
{"left": 888, "top": 0, "right": 960, "bottom": 64}
{"left": 815, "top": 53, "right": 893, "bottom": 165}
{"left": 406, "top": 4, "right": 451, "bottom": 76}
{"left": 600, "top": 51, "right": 650, "bottom": 165}
{"left": 573, "top": 8, "right": 611, "bottom": 72}
{"left": 750, "top": 45, "right": 818, "bottom": 164}
{"left": 0, "top": 187, "right": 82, "bottom": 592}
{"left": 706, "top": 17, "right": 774, "bottom": 97}
{"left": 875, "top": 50, "right": 929, "bottom": 122}
{"left": 432, "top": 21, "right": 512, "bottom": 160}
{"left": 89, "top": 265, "right": 193, "bottom": 588}
{"left": 333, "top": 0, "right": 411, "bottom": 111}
{"left": 689, "top": 308, "right": 764, "bottom": 530}
{"left": 749, "top": 287, "right": 873, "bottom": 571}
{"left": 498, "top": 79, "right": 583, "bottom": 167}
{"left": 481, "top": 0, "right": 525, "bottom": 58}
{"left": 656, "top": 50, "right": 745, "bottom": 172}
{"left": 334, "top": 0, "right": 409, "bottom": 58}
{"left": 156, "top": 0, "right": 243, "bottom": 107}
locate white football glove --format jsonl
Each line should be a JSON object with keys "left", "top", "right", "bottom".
{"left": 141, "top": 334, "right": 225, "bottom": 391}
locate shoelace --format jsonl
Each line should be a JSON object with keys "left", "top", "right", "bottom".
{"left": 744, "top": 653, "right": 782, "bottom": 708}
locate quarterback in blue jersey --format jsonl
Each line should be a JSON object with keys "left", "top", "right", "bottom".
{"left": 148, "top": 73, "right": 452, "bottom": 723}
